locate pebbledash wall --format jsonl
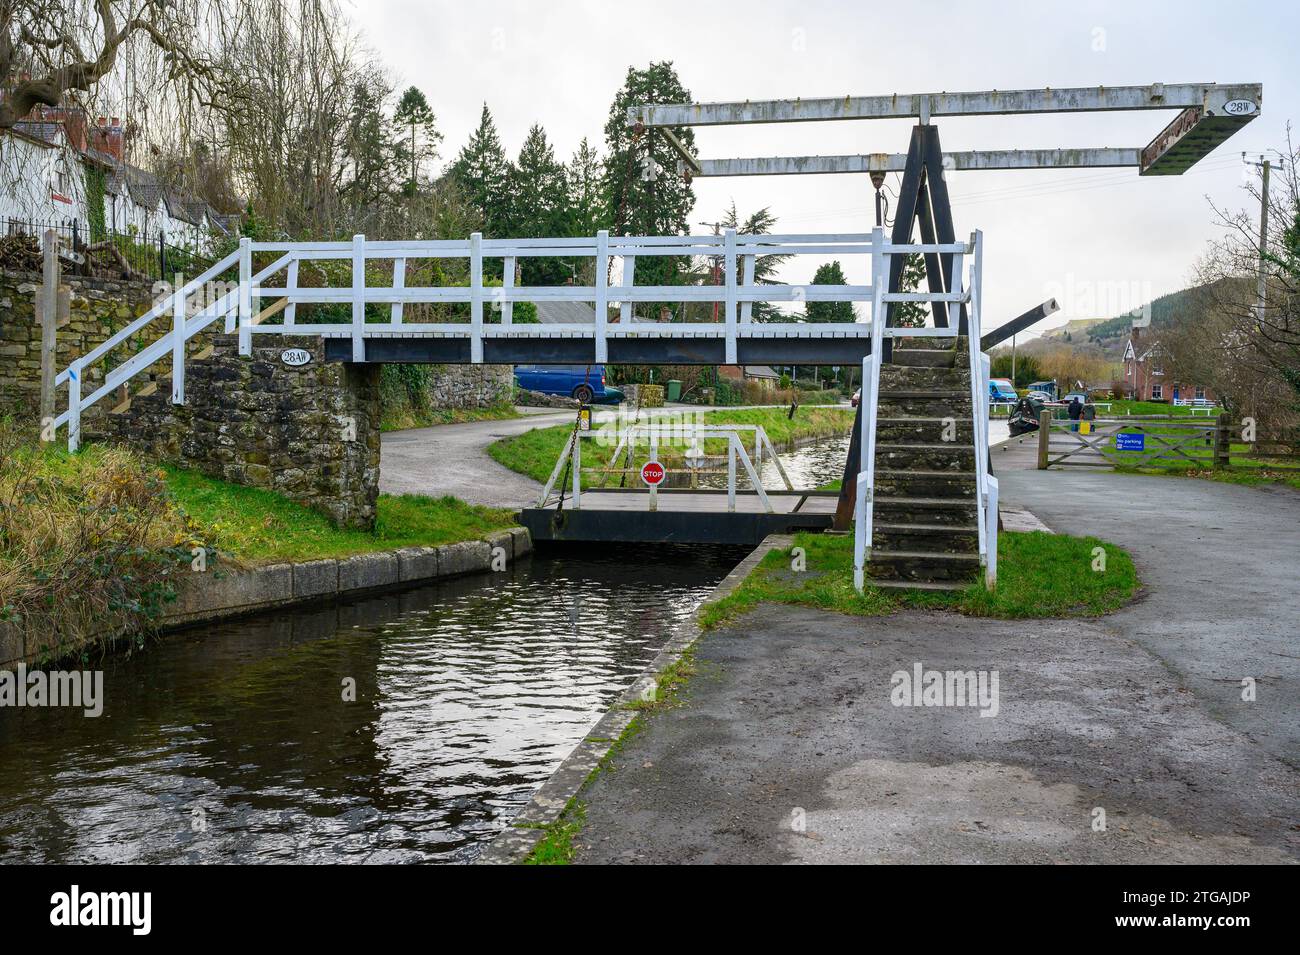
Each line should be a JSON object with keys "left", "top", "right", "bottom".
{"left": 91, "top": 336, "right": 383, "bottom": 529}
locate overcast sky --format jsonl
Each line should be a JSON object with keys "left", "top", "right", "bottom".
{"left": 357, "top": 0, "right": 1295, "bottom": 338}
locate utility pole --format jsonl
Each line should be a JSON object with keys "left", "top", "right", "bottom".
{"left": 1243, "top": 154, "right": 1271, "bottom": 322}
{"left": 1011, "top": 333, "right": 1017, "bottom": 385}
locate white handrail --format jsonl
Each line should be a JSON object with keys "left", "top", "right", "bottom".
{"left": 854, "top": 227, "right": 887, "bottom": 593}
{"left": 49, "top": 229, "right": 983, "bottom": 452}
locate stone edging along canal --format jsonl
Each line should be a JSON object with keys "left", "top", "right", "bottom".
{"left": 0, "top": 528, "right": 532, "bottom": 670}
{"left": 477, "top": 533, "right": 791, "bottom": 865}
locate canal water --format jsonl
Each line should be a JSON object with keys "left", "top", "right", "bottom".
{"left": 0, "top": 546, "right": 747, "bottom": 864}
{"left": 0, "top": 428, "right": 1004, "bottom": 865}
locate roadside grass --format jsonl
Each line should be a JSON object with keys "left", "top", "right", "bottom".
{"left": 698, "top": 530, "right": 1139, "bottom": 629}
{"left": 380, "top": 402, "right": 520, "bottom": 433}
{"left": 163, "top": 466, "right": 517, "bottom": 565}
{"left": 487, "top": 404, "right": 853, "bottom": 487}
{"left": 522, "top": 646, "right": 699, "bottom": 865}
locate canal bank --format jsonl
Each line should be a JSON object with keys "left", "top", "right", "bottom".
{"left": 0, "top": 528, "right": 532, "bottom": 669}
{"left": 516, "top": 471, "right": 1300, "bottom": 864}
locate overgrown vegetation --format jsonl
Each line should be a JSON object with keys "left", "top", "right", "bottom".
{"left": 377, "top": 363, "right": 520, "bottom": 431}
{"left": 0, "top": 427, "right": 202, "bottom": 654}
{"left": 698, "top": 531, "right": 1140, "bottom": 629}
{"left": 487, "top": 405, "right": 853, "bottom": 487}
{"left": 0, "top": 425, "right": 519, "bottom": 656}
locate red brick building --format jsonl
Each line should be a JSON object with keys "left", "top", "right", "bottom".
{"left": 1122, "top": 328, "right": 1214, "bottom": 404}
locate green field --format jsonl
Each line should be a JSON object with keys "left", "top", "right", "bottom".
{"left": 487, "top": 404, "right": 853, "bottom": 488}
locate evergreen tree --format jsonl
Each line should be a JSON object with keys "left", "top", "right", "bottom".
{"left": 510, "top": 123, "right": 569, "bottom": 284}
{"left": 565, "top": 137, "right": 607, "bottom": 236}
{"left": 717, "top": 201, "right": 790, "bottom": 323}
{"left": 892, "top": 253, "right": 929, "bottom": 327}
{"left": 804, "top": 261, "right": 855, "bottom": 323}
{"left": 392, "top": 86, "right": 442, "bottom": 195}
{"left": 602, "top": 62, "right": 697, "bottom": 294}
{"left": 448, "top": 103, "right": 514, "bottom": 237}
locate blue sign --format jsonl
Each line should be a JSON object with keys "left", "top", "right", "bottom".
{"left": 1116, "top": 432, "right": 1145, "bottom": 452}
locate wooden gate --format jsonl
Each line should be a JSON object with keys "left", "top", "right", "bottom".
{"left": 1037, "top": 413, "right": 1230, "bottom": 469}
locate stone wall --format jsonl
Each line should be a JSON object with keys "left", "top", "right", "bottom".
{"left": 91, "top": 335, "right": 381, "bottom": 529}
{"left": 427, "top": 363, "right": 513, "bottom": 409}
{"left": 0, "top": 269, "right": 159, "bottom": 422}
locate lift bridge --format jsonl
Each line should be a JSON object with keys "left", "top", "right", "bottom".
{"left": 46, "top": 82, "right": 1261, "bottom": 591}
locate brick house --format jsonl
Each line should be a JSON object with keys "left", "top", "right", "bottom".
{"left": 1122, "top": 327, "right": 1214, "bottom": 404}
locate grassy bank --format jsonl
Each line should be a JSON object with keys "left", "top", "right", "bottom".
{"left": 699, "top": 530, "right": 1139, "bottom": 629}
{"left": 164, "top": 467, "right": 516, "bottom": 564}
{"left": 487, "top": 404, "right": 853, "bottom": 488}
{"left": 1, "top": 428, "right": 518, "bottom": 649}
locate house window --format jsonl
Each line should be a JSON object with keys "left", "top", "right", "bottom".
{"left": 1151, "top": 383, "right": 1163, "bottom": 400}
{"left": 1195, "top": 386, "right": 1205, "bottom": 400}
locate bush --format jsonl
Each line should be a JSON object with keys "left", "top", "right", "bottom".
{"left": 0, "top": 424, "right": 206, "bottom": 657}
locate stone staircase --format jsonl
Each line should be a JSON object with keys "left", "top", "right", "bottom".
{"left": 868, "top": 336, "right": 981, "bottom": 591}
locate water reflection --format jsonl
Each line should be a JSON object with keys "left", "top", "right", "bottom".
{"left": 0, "top": 545, "right": 743, "bottom": 864}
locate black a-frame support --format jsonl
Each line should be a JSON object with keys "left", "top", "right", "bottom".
{"left": 832, "top": 123, "right": 965, "bottom": 530}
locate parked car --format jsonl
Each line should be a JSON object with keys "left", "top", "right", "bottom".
{"left": 1062, "top": 392, "right": 1089, "bottom": 406}
{"left": 513, "top": 364, "right": 624, "bottom": 404}
{"left": 989, "top": 378, "right": 1018, "bottom": 403}
{"left": 1025, "top": 390, "right": 1054, "bottom": 403}
{"left": 1027, "top": 380, "right": 1058, "bottom": 400}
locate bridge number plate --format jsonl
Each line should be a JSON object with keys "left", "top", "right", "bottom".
{"left": 641, "top": 461, "right": 666, "bottom": 486}
{"left": 281, "top": 348, "right": 312, "bottom": 367}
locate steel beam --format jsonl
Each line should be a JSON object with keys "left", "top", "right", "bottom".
{"left": 631, "top": 83, "right": 1262, "bottom": 127}
{"left": 980, "top": 299, "right": 1062, "bottom": 351}
{"left": 687, "top": 148, "right": 1141, "bottom": 177}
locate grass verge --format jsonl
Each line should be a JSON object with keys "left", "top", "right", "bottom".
{"left": 163, "top": 466, "right": 517, "bottom": 565}
{"left": 699, "top": 530, "right": 1139, "bottom": 629}
{"left": 487, "top": 404, "right": 852, "bottom": 487}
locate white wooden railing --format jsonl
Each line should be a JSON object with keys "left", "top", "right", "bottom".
{"left": 47, "top": 229, "right": 977, "bottom": 451}
{"left": 852, "top": 228, "right": 997, "bottom": 592}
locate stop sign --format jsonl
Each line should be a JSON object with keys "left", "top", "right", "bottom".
{"left": 641, "top": 461, "right": 666, "bottom": 486}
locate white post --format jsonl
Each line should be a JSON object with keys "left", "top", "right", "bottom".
{"left": 727, "top": 433, "right": 737, "bottom": 512}
{"left": 237, "top": 237, "right": 252, "bottom": 354}
{"left": 595, "top": 230, "right": 609, "bottom": 363}
{"left": 649, "top": 428, "right": 659, "bottom": 512}
{"left": 740, "top": 253, "right": 755, "bottom": 323}
{"left": 67, "top": 357, "right": 82, "bottom": 452}
{"left": 985, "top": 475, "right": 999, "bottom": 590}
{"left": 171, "top": 286, "right": 186, "bottom": 404}
{"left": 391, "top": 257, "right": 405, "bottom": 323}
{"left": 620, "top": 254, "right": 636, "bottom": 324}
{"left": 572, "top": 434, "right": 582, "bottom": 509}
{"left": 285, "top": 257, "right": 298, "bottom": 326}
{"left": 470, "top": 232, "right": 484, "bottom": 362}
{"left": 351, "top": 234, "right": 366, "bottom": 362}
{"left": 501, "top": 255, "right": 515, "bottom": 325}
{"left": 724, "top": 228, "right": 737, "bottom": 364}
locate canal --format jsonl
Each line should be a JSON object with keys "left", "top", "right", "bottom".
{"left": 0, "top": 430, "right": 1005, "bottom": 864}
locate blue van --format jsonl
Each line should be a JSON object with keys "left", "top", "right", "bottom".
{"left": 989, "top": 377, "right": 1018, "bottom": 403}
{"left": 513, "top": 364, "right": 624, "bottom": 404}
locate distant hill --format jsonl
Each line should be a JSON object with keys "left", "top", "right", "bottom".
{"left": 1085, "top": 277, "right": 1245, "bottom": 347}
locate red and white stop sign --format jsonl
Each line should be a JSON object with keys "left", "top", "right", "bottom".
{"left": 641, "top": 461, "right": 666, "bottom": 486}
